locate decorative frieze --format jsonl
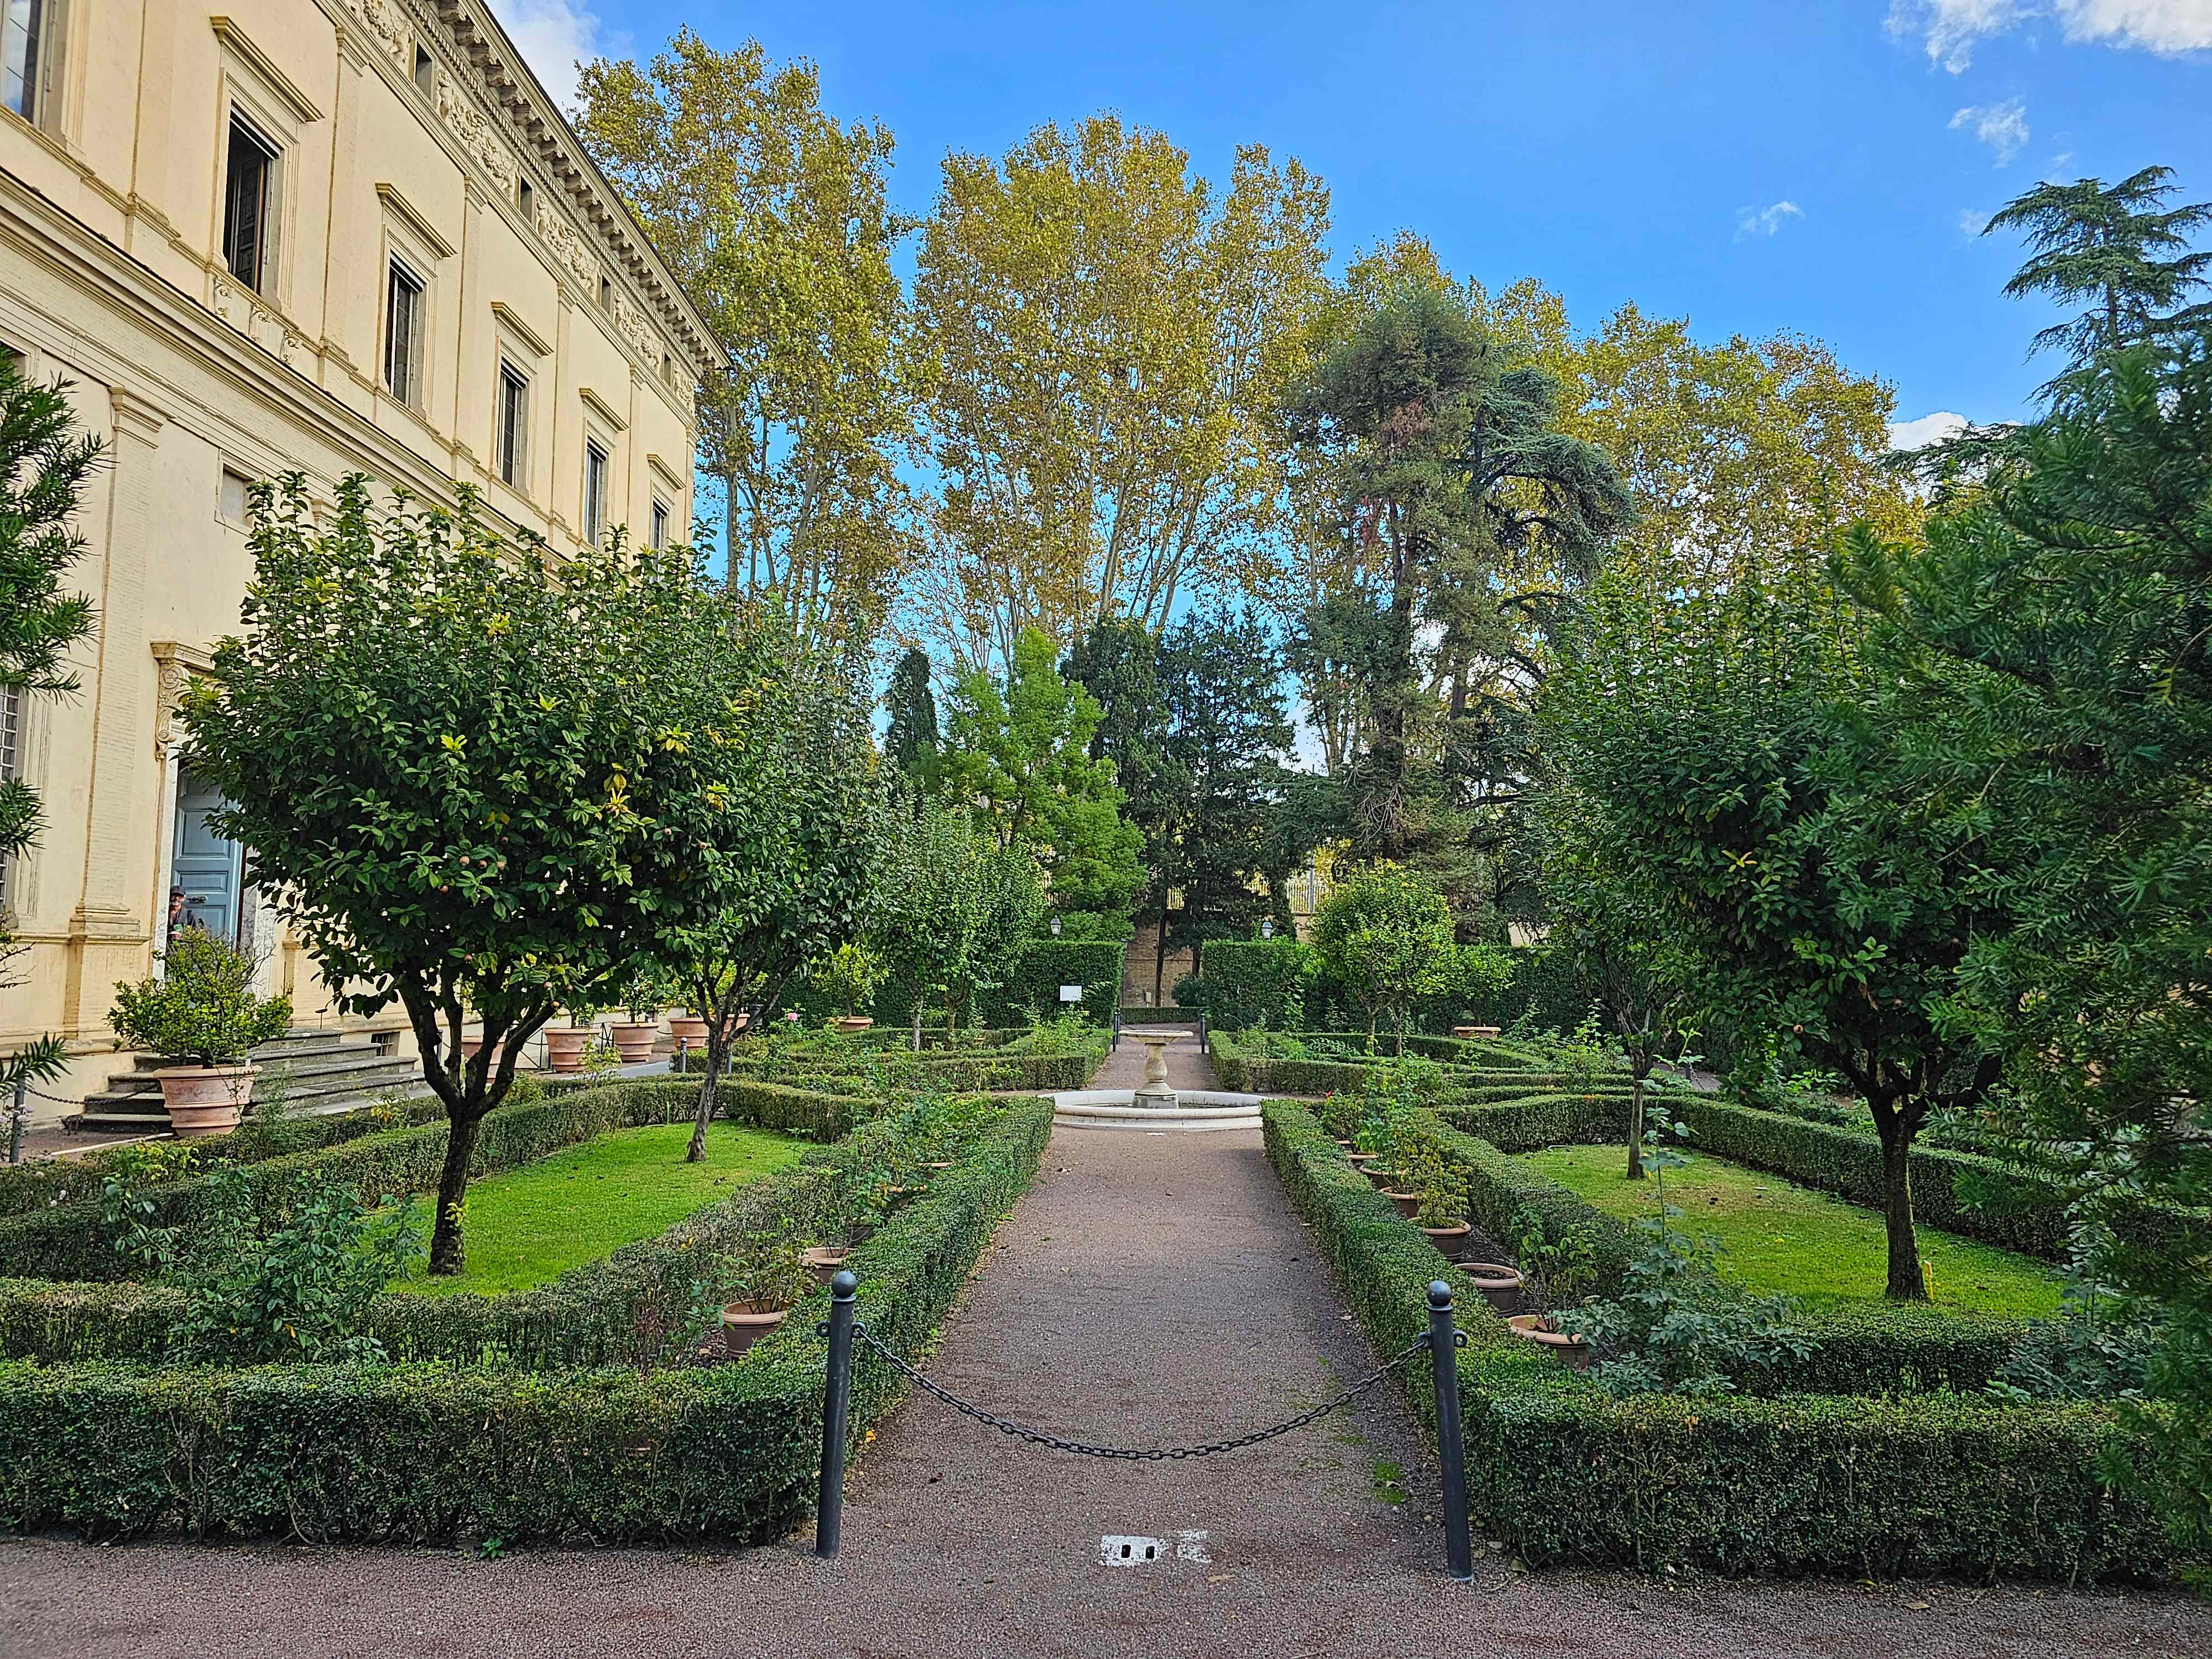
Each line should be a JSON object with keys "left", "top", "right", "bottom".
{"left": 435, "top": 69, "right": 519, "bottom": 198}
{"left": 343, "top": 0, "right": 408, "bottom": 65}
{"left": 534, "top": 196, "right": 597, "bottom": 290}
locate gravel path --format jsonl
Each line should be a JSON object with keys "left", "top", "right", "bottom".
{"left": 7, "top": 1077, "right": 2207, "bottom": 1658}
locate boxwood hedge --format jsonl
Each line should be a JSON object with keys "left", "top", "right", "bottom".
{"left": 0, "top": 1077, "right": 879, "bottom": 1285}
{"left": 0, "top": 1098, "right": 1053, "bottom": 1545}
{"left": 1263, "top": 1099, "right": 2190, "bottom": 1582}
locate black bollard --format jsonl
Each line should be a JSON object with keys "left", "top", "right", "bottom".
{"left": 816, "top": 1269, "right": 859, "bottom": 1558}
{"left": 1428, "top": 1280, "right": 1473, "bottom": 1580}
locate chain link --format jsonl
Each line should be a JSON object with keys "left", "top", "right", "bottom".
{"left": 852, "top": 1323, "right": 1430, "bottom": 1461}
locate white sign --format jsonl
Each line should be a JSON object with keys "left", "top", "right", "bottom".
{"left": 1058, "top": 984, "right": 1084, "bottom": 1003}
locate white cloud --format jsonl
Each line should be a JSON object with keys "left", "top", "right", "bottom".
{"left": 1735, "top": 200, "right": 1804, "bottom": 239}
{"left": 484, "top": 0, "right": 602, "bottom": 113}
{"left": 1949, "top": 98, "right": 2031, "bottom": 163}
{"left": 1959, "top": 206, "right": 1992, "bottom": 235}
{"left": 1891, "top": 411, "right": 1970, "bottom": 449}
{"left": 1887, "top": 0, "right": 2027, "bottom": 71}
{"left": 2057, "top": 0, "right": 2212, "bottom": 53}
{"left": 1887, "top": 0, "right": 2212, "bottom": 70}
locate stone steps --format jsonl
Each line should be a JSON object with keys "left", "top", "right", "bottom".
{"left": 70, "top": 1029, "right": 430, "bottom": 1133}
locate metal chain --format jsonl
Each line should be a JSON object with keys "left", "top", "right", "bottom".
{"left": 853, "top": 1323, "right": 1429, "bottom": 1461}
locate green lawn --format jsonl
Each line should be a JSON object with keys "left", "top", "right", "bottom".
{"left": 390, "top": 1121, "right": 806, "bottom": 1297}
{"left": 1519, "top": 1144, "right": 2064, "bottom": 1317}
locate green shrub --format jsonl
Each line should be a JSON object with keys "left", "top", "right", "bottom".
{"left": 1192, "top": 940, "right": 1313, "bottom": 1029}
{"left": 1261, "top": 1097, "right": 2193, "bottom": 1581}
{"left": 0, "top": 1078, "right": 860, "bottom": 1284}
{"left": 107, "top": 930, "right": 293, "bottom": 1066}
{"left": 0, "top": 1099, "right": 1054, "bottom": 1545}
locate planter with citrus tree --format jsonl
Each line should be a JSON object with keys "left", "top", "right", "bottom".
{"left": 108, "top": 931, "right": 293, "bottom": 1136}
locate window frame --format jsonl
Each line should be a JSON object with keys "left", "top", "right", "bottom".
{"left": 382, "top": 254, "right": 426, "bottom": 408}
{"left": 1, "top": 0, "right": 58, "bottom": 129}
{"left": 221, "top": 109, "right": 281, "bottom": 295}
{"left": 495, "top": 358, "right": 530, "bottom": 491}
{"left": 582, "top": 436, "right": 609, "bottom": 546}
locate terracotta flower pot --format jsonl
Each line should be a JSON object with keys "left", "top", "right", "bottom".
{"left": 832, "top": 1015, "right": 875, "bottom": 1034}
{"left": 722, "top": 1300, "right": 790, "bottom": 1358}
{"left": 802, "top": 1246, "right": 851, "bottom": 1287}
{"left": 667, "top": 1015, "right": 710, "bottom": 1046}
{"left": 608, "top": 1021, "right": 659, "bottom": 1064}
{"left": 544, "top": 1027, "right": 593, "bottom": 1073}
{"left": 1385, "top": 1190, "right": 1422, "bottom": 1219}
{"left": 155, "top": 1063, "right": 254, "bottom": 1138}
{"left": 1364, "top": 1166, "right": 1401, "bottom": 1191}
{"left": 1459, "top": 1262, "right": 1526, "bottom": 1316}
{"left": 1507, "top": 1313, "right": 1593, "bottom": 1372}
{"left": 1420, "top": 1222, "right": 1473, "bottom": 1261}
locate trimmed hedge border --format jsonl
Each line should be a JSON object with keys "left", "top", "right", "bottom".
{"left": 0, "top": 1094, "right": 451, "bottom": 1222}
{"left": 1263, "top": 1098, "right": 2189, "bottom": 1582}
{"left": 0, "top": 1086, "right": 1008, "bottom": 1370}
{"left": 0, "top": 1098, "right": 1054, "bottom": 1546}
{"left": 0, "top": 1078, "right": 867, "bottom": 1285}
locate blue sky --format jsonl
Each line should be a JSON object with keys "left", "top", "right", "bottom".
{"left": 495, "top": 1, "right": 2212, "bottom": 437}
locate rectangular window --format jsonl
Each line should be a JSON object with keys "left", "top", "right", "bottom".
{"left": 384, "top": 257, "right": 423, "bottom": 405}
{"left": 412, "top": 44, "right": 434, "bottom": 96}
{"left": 597, "top": 273, "right": 611, "bottom": 312}
{"left": 650, "top": 498, "right": 669, "bottom": 550}
{"left": 496, "top": 362, "right": 529, "bottom": 488}
{"left": 2, "top": 0, "right": 46, "bottom": 123}
{"left": 582, "top": 439, "right": 607, "bottom": 545}
{"left": 222, "top": 113, "right": 278, "bottom": 293}
{"left": 517, "top": 177, "right": 533, "bottom": 217}
{"left": 218, "top": 467, "right": 252, "bottom": 524}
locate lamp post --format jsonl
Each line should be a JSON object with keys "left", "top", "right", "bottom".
{"left": 1260, "top": 917, "right": 1274, "bottom": 940}
{"left": 1049, "top": 914, "right": 1062, "bottom": 938}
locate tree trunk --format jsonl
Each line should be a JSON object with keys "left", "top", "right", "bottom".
{"left": 427, "top": 1108, "right": 484, "bottom": 1275}
{"left": 687, "top": 975, "right": 748, "bottom": 1163}
{"left": 1873, "top": 1108, "right": 1927, "bottom": 1301}
{"left": 911, "top": 992, "right": 922, "bottom": 1053}
{"left": 1626, "top": 1066, "right": 1647, "bottom": 1180}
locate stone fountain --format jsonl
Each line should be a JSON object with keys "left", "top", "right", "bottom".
{"left": 1133, "top": 1033, "right": 1177, "bottom": 1110}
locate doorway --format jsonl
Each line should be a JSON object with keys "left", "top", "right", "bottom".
{"left": 170, "top": 769, "right": 244, "bottom": 945}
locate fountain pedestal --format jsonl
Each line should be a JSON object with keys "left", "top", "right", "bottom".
{"left": 1133, "top": 1034, "right": 1178, "bottom": 1110}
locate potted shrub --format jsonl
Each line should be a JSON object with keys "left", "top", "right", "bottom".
{"left": 109, "top": 931, "right": 293, "bottom": 1137}
{"left": 821, "top": 942, "right": 886, "bottom": 1034}
{"left": 1504, "top": 1204, "right": 1599, "bottom": 1370}
{"left": 1405, "top": 1146, "right": 1472, "bottom": 1260}
{"left": 545, "top": 1002, "right": 598, "bottom": 1073}
{"left": 608, "top": 972, "right": 669, "bottom": 1066}
{"left": 837, "top": 1162, "right": 894, "bottom": 1249}
{"left": 721, "top": 1232, "right": 812, "bottom": 1358}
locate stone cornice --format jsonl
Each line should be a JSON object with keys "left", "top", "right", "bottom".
{"left": 424, "top": 0, "right": 718, "bottom": 375}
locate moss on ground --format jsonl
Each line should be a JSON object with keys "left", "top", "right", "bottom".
{"left": 1519, "top": 1144, "right": 2063, "bottom": 1317}
{"left": 391, "top": 1121, "right": 804, "bottom": 1297}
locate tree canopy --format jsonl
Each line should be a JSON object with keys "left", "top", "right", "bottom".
{"left": 185, "top": 481, "right": 767, "bottom": 1270}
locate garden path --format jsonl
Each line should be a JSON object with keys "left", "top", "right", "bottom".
{"left": 7, "top": 1060, "right": 2209, "bottom": 1657}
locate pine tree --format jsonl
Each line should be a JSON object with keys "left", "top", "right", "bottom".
{"left": 0, "top": 359, "right": 101, "bottom": 1099}
{"left": 1985, "top": 166, "right": 2212, "bottom": 380}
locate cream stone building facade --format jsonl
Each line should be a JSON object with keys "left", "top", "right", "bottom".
{"left": 0, "top": 0, "right": 712, "bottom": 1120}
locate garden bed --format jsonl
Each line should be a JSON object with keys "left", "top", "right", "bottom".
{"left": 388, "top": 1121, "right": 805, "bottom": 1298}
{"left": 1261, "top": 1097, "right": 2193, "bottom": 1582}
{"left": 1520, "top": 1143, "right": 2062, "bottom": 1316}
{"left": 0, "top": 1088, "right": 1056, "bottom": 1545}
